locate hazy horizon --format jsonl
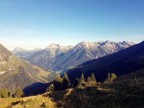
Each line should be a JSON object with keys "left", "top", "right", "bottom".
{"left": 1, "top": 40, "right": 138, "bottom": 50}
{"left": 0, "top": 0, "right": 144, "bottom": 50}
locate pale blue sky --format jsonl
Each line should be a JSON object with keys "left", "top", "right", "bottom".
{"left": 0, "top": 0, "right": 144, "bottom": 50}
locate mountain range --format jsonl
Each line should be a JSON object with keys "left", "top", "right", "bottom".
{"left": 12, "top": 44, "right": 72, "bottom": 71}
{"left": 12, "top": 41, "right": 134, "bottom": 72}
{"left": 0, "top": 43, "right": 55, "bottom": 93}
{"left": 65, "top": 41, "right": 144, "bottom": 83}
{"left": 1, "top": 41, "right": 144, "bottom": 108}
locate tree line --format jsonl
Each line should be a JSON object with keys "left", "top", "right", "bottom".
{"left": 47, "top": 72, "right": 117, "bottom": 92}
{"left": 0, "top": 73, "right": 117, "bottom": 98}
{"left": 0, "top": 87, "right": 24, "bottom": 98}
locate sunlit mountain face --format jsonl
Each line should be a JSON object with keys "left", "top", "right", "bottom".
{"left": 12, "top": 41, "right": 134, "bottom": 72}
{"left": 0, "top": 43, "right": 56, "bottom": 94}
{"left": 0, "top": 0, "right": 144, "bottom": 108}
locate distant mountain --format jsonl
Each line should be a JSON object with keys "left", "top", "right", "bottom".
{"left": 12, "top": 44, "right": 72, "bottom": 71}
{"left": 12, "top": 47, "right": 42, "bottom": 59}
{"left": 12, "top": 41, "right": 134, "bottom": 72}
{"left": 65, "top": 41, "right": 144, "bottom": 83}
{"left": 0, "top": 43, "right": 55, "bottom": 93}
{"left": 52, "top": 41, "right": 134, "bottom": 72}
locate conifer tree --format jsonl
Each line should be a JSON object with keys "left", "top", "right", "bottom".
{"left": 106, "top": 73, "right": 117, "bottom": 82}
{"left": 14, "top": 88, "right": 24, "bottom": 98}
{"left": 53, "top": 74, "right": 63, "bottom": 90}
{"left": 78, "top": 73, "right": 86, "bottom": 87}
{"left": 47, "top": 84, "right": 55, "bottom": 92}
{"left": 87, "top": 73, "right": 97, "bottom": 86}
{"left": 62, "top": 73, "right": 71, "bottom": 89}
{"left": 91, "top": 73, "right": 97, "bottom": 84}
{"left": 111, "top": 73, "right": 117, "bottom": 80}
{"left": 8, "top": 90, "right": 12, "bottom": 97}
{"left": 0, "top": 89, "right": 8, "bottom": 98}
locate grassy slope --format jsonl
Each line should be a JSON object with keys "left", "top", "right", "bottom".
{"left": 47, "top": 68, "right": 144, "bottom": 108}
{"left": 0, "top": 43, "right": 57, "bottom": 96}
{"left": 0, "top": 95, "right": 55, "bottom": 108}
{"left": 0, "top": 54, "right": 56, "bottom": 92}
{"left": 0, "top": 68, "right": 143, "bottom": 108}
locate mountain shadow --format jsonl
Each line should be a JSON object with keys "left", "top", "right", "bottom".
{"left": 66, "top": 41, "right": 144, "bottom": 84}
{"left": 23, "top": 82, "right": 49, "bottom": 96}
{"left": 46, "top": 68, "right": 144, "bottom": 108}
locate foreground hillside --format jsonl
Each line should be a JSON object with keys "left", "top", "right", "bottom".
{"left": 0, "top": 43, "right": 56, "bottom": 93}
{"left": 0, "top": 68, "right": 143, "bottom": 108}
{"left": 45, "top": 68, "right": 144, "bottom": 108}
{"left": 0, "top": 95, "right": 55, "bottom": 108}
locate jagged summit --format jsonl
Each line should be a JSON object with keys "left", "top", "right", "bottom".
{"left": 77, "top": 41, "right": 97, "bottom": 46}
{"left": 66, "top": 41, "right": 144, "bottom": 82}
{"left": 52, "top": 41, "right": 134, "bottom": 71}
{"left": 46, "top": 43, "right": 60, "bottom": 49}
{"left": 12, "top": 41, "right": 135, "bottom": 72}
{"left": 120, "top": 41, "right": 135, "bottom": 45}
{"left": 12, "top": 44, "right": 72, "bottom": 71}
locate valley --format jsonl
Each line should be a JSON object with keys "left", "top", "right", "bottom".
{"left": 0, "top": 41, "right": 144, "bottom": 108}
{"left": 0, "top": 0, "right": 143, "bottom": 107}
{"left": 0, "top": 43, "right": 56, "bottom": 94}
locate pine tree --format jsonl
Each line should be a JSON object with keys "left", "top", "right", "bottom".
{"left": 106, "top": 73, "right": 117, "bottom": 82}
{"left": 53, "top": 74, "right": 63, "bottom": 90}
{"left": 0, "top": 89, "right": 9, "bottom": 98}
{"left": 78, "top": 73, "right": 86, "bottom": 87}
{"left": 111, "top": 73, "right": 117, "bottom": 80}
{"left": 14, "top": 88, "right": 24, "bottom": 98}
{"left": 47, "top": 84, "right": 55, "bottom": 92}
{"left": 87, "top": 73, "right": 97, "bottom": 86}
{"left": 62, "top": 73, "right": 71, "bottom": 89}
{"left": 8, "top": 90, "right": 12, "bottom": 97}
{"left": 91, "top": 73, "right": 97, "bottom": 84}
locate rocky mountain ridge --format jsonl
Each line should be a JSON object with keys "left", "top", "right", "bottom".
{"left": 12, "top": 41, "right": 134, "bottom": 72}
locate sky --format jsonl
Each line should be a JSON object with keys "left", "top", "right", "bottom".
{"left": 0, "top": 0, "right": 144, "bottom": 50}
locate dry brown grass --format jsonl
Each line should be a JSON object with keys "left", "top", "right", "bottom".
{"left": 0, "top": 95, "right": 56, "bottom": 108}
